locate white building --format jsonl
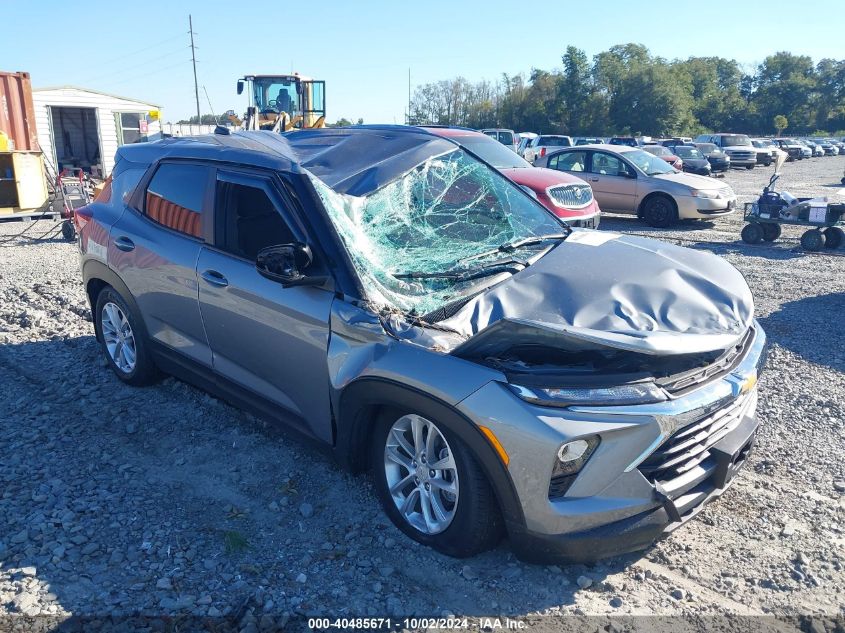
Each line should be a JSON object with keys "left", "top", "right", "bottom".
{"left": 32, "top": 86, "right": 161, "bottom": 178}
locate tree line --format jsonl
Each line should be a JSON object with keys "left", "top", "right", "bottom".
{"left": 408, "top": 44, "right": 845, "bottom": 137}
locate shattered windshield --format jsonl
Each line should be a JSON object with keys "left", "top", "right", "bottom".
{"left": 309, "top": 148, "right": 562, "bottom": 314}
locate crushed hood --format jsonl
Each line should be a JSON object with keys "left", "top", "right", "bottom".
{"left": 443, "top": 230, "right": 753, "bottom": 358}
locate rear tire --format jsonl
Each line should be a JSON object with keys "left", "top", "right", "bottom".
{"left": 800, "top": 229, "right": 825, "bottom": 252}
{"left": 761, "top": 223, "right": 781, "bottom": 242}
{"left": 641, "top": 196, "right": 678, "bottom": 228}
{"left": 824, "top": 227, "right": 844, "bottom": 249}
{"left": 741, "top": 223, "right": 764, "bottom": 244}
{"left": 746, "top": 165, "right": 754, "bottom": 170}
{"left": 371, "top": 409, "right": 503, "bottom": 558}
{"left": 94, "top": 287, "right": 158, "bottom": 386}
{"left": 61, "top": 220, "right": 76, "bottom": 241}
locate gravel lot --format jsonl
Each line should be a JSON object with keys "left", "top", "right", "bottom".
{"left": 0, "top": 156, "right": 843, "bottom": 629}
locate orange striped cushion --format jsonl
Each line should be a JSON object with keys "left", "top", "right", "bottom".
{"left": 146, "top": 192, "right": 201, "bottom": 238}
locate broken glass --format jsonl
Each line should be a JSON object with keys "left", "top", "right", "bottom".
{"left": 308, "top": 148, "right": 561, "bottom": 314}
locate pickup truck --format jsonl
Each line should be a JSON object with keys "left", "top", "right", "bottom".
{"left": 694, "top": 133, "right": 758, "bottom": 169}
{"left": 523, "top": 135, "right": 573, "bottom": 164}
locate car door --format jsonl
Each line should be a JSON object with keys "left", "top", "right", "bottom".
{"left": 583, "top": 151, "right": 638, "bottom": 214}
{"left": 109, "top": 161, "right": 214, "bottom": 367}
{"left": 196, "top": 168, "right": 335, "bottom": 442}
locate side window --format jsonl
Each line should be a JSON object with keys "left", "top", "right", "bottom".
{"left": 216, "top": 180, "right": 295, "bottom": 261}
{"left": 547, "top": 155, "right": 558, "bottom": 169}
{"left": 145, "top": 163, "right": 209, "bottom": 238}
{"left": 589, "top": 152, "right": 627, "bottom": 176}
{"left": 552, "top": 151, "right": 587, "bottom": 172}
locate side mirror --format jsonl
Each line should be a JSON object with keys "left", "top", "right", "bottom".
{"left": 237, "top": 80, "right": 244, "bottom": 95}
{"left": 256, "top": 243, "right": 326, "bottom": 288}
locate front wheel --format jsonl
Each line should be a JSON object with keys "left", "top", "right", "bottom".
{"left": 741, "top": 223, "right": 764, "bottom": 244}
{"left": 746, "top": 165, "right": 754, "bottom": 170}
{"left": 641, "top": 196, "right": 678, "bottom": 228}
{"left": 94, "top": 287, "right": 158, "bottom": 386}
{"left": 824, "top": 227, "right": 844, "bottom": 249}
{"left": 372, "top": 411, "right": 502, "bottom": 558}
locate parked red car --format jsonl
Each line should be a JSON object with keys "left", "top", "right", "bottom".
{"left": 642, "top": 144, "right": 683, "bottom": 170}
{"left": 423, "top": 127, "right": 601, "bottom": 228}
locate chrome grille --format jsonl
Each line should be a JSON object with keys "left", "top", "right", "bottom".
{"left": 639, "top": 393, "right": 750, "bottom": 484}
{"left": 548, "top": 183, "right": 593, "bottom": 209}
{"left": 727, "top": 150, "right": 755, "bottom": 160}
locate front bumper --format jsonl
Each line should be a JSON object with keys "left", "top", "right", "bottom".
{"left": 684, "top": 165, "right": 711, "bottom": 176}
{"left": 458, "top": 322, "right": 767, "bottom": 564}
{"left": 676, "top": 195, "right": 737, "bottom": 219}
{"left": 566, "top": 213, "right": 601, "bottom": 229}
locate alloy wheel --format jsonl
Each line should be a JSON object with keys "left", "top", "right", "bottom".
{"left": 101, "top": 302, "right": 137, "bottom": 373}
{"left": 383, "top": 414, "right": 459, "bottom": 535}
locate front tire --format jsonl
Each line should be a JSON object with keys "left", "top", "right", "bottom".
{"left": 641, "top": 195, "right": 678, "bottom": 228}
{"left": 372, "top": 410, "right": 502, "bottom": 558}
{"left": 824, "top": 227, "right": 844, "bottom": 249}
{"left": 741, "top": 223, "right": 764, "bottom": 244}
{"left": 94, "top": 287, "right": 158, "bottom": 386}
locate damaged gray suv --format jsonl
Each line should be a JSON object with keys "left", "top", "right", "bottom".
{"left": 76, "top": 126, "right": 767, "bottom": 563}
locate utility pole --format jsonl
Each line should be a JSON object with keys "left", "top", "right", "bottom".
{"left": 407, "top": 67, "right": 411, "bottom": 125}
{"left": 189, "top": 15, "right": 201, "bottom": 123}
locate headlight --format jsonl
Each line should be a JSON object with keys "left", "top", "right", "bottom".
{"left": 691, "top": 189, "right": 719, "bottom": 199}
{"left": 509, "top": 382, "right": 666, "bottom": 407}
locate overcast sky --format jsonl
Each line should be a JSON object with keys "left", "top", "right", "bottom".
{"left": 4, "top": 0, "right": 843, "bottom": 123}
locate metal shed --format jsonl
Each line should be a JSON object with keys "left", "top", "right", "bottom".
{"left": 32, "top": 86, "right": 161, "bottom": 178}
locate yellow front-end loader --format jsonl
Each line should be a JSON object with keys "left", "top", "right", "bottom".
{"left": 229, "top": 74, "right": 326, "bottom": 132}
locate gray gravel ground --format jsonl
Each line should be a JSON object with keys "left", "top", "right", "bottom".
{"left": 0, "top": 156, "right": 843, "bottom": 628}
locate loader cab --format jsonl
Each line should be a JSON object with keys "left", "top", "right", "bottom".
{"left": 237, "top": 74, "right": 326, "bottom": 131}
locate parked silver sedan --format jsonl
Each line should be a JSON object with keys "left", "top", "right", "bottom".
{"left": 536, "top": 144, "right": 737, "bottom": 227}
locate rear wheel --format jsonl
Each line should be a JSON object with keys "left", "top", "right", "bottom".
{"left": 741, "top": 223, "right": 764, "bottom": 244}
{"left": 94, "top": 287, "right": 158, "bottom": 385}
{"left": 800, "top": 229, "right": 825, "bottom": 252}
{"left": 61, "top": 220, "right": 76, "bottom": 241}
{"left": 761, "top": 223, "right": 781, "bottom": 242}
{"left": 746, "top": 165, "right": 754, "bottom": 170}
{"left": 372, "top": 410, "right": 502, "bottom": 558}
{"left": 824, "top": 227, "right": 844, "bottom": 249}
{"left": 641, "top": 196, "right": 678, "bottom": 228}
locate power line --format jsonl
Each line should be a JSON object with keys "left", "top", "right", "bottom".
{"left": 86, "top": 33, "right": 185, "bottom": 68}
{"left": 107, "top": 60, "right": 192, "bottom": 86}
{"left": 84, "top": 46, "right": 190, "bottom": 84}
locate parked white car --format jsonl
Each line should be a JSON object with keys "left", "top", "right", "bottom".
{"left": 523, "top": 135, "right": 574, "bottom": 164}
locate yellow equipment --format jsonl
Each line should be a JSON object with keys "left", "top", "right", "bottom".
{"left": 231, "top": 74, "right": 326, "bottom": 132}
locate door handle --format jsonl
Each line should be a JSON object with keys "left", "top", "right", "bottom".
{"left": 588, "top": 177, "right": 599, "bottom": 182}
{"left": 113, "top": 236, "right": 135, "bottom": 252}
{"left": 201, "top": 269, "right": 229, "bottom": 288}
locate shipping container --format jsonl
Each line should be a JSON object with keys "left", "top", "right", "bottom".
{"left": 0, "top": 71, "right": 38, "bottom": 151}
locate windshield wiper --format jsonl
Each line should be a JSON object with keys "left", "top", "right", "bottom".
{"left": 457, "top": 232, "right": 570, "bottom": 265}
{"left": 394, "top": 261, "right": 526, "bottom": 282}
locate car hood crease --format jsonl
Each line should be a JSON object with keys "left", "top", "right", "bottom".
{"left": 442, "top": 231, "right": 753, "bottom": 358}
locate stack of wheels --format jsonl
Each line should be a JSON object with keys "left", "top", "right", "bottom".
{"left": 800, "top": 227, "right": 844, "bottom": 251}
{"left": 741, "top": 222, "right": 781, "bottom": 244}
